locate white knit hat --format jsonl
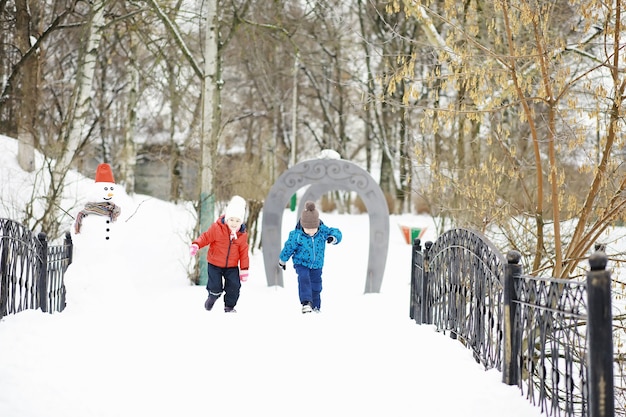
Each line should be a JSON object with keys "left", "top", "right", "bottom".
{"left": 224, "top": 195, "right": 246, "bottom": 221}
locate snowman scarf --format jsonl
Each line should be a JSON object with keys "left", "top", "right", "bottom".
{"left": 74, "top": 202, "right": 121, "bottom": 234}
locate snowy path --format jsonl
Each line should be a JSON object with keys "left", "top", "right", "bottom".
{"left": 0, "top": 284, "right": 544, "bottom": 417}
{"left": 0, "top": 209, "right": 544, "bottom": 417}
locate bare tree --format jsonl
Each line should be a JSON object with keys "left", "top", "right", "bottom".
{"left": 378, "top": 0, "right": 624, "bottom": 275}
{"left": 14, "top": 0, "right": 38, "bottom": 172}
{"left": 40, "top": 1, "right": 106, "bottom": 236}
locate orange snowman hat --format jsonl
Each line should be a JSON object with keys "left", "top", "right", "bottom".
{"left": 95, "top": 163, "right": 115, "bottom": 183}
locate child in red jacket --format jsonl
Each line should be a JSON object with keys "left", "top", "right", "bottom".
{"left": 190, "top": 195, "right": 249, "bottom": 313}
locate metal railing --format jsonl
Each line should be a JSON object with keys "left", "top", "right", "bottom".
{"left": 0, "top": 218, "right": 72, "bottom": 319}
{"left": 410, "top": 228, "right": 615, "bottom": 417}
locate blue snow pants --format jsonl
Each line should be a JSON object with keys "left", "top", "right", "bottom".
{"left": 294, "top": 264, "right": 323, "bottom": 309}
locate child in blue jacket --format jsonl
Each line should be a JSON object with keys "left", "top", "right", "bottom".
{"left": 278, "top": 201, "right": 342, "bottom": 313}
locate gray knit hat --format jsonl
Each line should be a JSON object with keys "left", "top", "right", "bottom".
{"left": 300, "top": 201, "right": 320, "bottom": 229}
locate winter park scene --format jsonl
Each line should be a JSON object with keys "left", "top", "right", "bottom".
{"left": 0, "top": 135, "right": 555, "bottom": 417}
{"left": 1, "top": 1, "right": 626, "bottom": 417}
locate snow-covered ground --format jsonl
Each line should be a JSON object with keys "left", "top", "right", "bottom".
{"left": 0, "top": 134, "right": 558, "bottom": 416}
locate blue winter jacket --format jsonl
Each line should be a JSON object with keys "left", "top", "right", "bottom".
{"left": 279, "top": 220, "right": 342, "bottom": 270}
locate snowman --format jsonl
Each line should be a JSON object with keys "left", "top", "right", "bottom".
{"left": 73, "top": 163, "right": 122, "bottom": 246}
{"left": 64, "top": 163, "right": 132, "bottom": 313}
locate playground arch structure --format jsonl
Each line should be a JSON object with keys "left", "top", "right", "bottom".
{"left": 261, "top": 158, "right": 389, "bottom": 293}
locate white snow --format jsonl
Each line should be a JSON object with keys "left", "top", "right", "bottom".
{"left": 317, "top": 149, "right": 342, "bottom": 159}
{"left": 0, "top": 134, "right": 547, "bottom": 417}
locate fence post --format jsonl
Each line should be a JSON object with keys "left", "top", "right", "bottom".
{"left": 0, "top": 234, "right": 8, "bottom": 318}
{"left": 62, "top": 231, "right": 73, "bottom": 311}
{"left": 502, "top": 250, "right": 521, "bottom": 385}
{"left": 37, "top": 232, "right": 48, "bottom": 313}
{"left": 65, "top": 231, "right": 73, "bottom": 266}
{"left": 422, "top": 241, "right": 432, "bottom": 324}
{"left": 587, "top": 251, "right": 614, "bottom": 417}
{"left": 410, "top": 238, "right": 422, "bottom": 321}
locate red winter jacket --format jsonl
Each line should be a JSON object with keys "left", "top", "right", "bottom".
{"left": 192, "top": 216, "right": 250, "bottom": 270}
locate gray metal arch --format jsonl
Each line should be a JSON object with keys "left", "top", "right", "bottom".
{"left": 262, "top": 158, "right": 389, "bottom": 293}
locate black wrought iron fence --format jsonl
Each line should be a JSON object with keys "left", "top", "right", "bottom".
{"left": 412, "top": 229, "right": 506, "bottom": 367}
{"left": 0, "top": 218, "right": 72, "bottom": 319}
{"left": 410, "top": 228, "right": 615, "bottom": 417}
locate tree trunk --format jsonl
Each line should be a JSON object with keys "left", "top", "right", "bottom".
{"left": 15, "top": 0, "right": 38, "bottom": 173}
{"left": 120, "top": 35, "right": 138, "bottom": 195}
{"left": 197, "top": 0, "right": 220, "bottom": 285}
{"left": 40, "top": 1, "right": 106, "bottom": 237}
{"left": 168, "top": 58, "right": 181, "bottom": 202}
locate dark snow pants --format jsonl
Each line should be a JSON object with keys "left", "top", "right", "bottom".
{"left": 206, "top": 263, "right": 241, "bottom": 308}
{"left": 294, "top": 264, "right": 323, "bottom": 309}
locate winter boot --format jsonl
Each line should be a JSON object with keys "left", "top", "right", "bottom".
{"left": 224, "top": 306, "right": 237, "bottom": 313}
{"left": 302, "top": 302, "right": 313, "bottom": 314}
{"left": 204, "top": 294, "right": 219, "bottom": 311}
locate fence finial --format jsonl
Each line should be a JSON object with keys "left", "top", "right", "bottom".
{"left": 589, "top": 251, "right": 607, "bottom": 271}
{"left": 506, "top": 250, "right": 521, "bottom": 264}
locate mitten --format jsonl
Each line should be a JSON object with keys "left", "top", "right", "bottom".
{"left": 278, "top": 260, "right": 286, "bottom": 270}
{"left": 240, "top": 270, "right": 249, "bottom": 282}
{"left": 190, "top": 243, "right": 199, "bottom": 256}
{"left": 327, "top": 236, "right": 337, "bottom": 244}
